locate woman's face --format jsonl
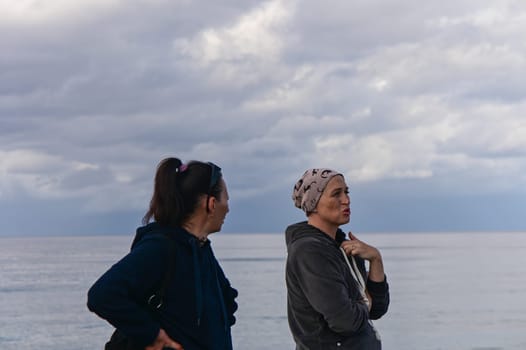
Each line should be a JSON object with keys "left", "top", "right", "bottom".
{"left": 314, "top": 175, "right": 351, "bottom": 228}
{"left": 208, "top": 179, "right": 230, "bottom": 233}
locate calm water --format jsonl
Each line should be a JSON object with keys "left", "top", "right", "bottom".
{"left": 1, "top": 232, "right": 526, "bottom": 350}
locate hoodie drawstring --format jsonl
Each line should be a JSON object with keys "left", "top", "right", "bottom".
{"left": 340, "top": 248, "right": 381, "bottom": 341}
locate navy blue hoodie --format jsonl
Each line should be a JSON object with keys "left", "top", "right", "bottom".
{"left": 87, "top": 222, "right": 238, "bottom": 350}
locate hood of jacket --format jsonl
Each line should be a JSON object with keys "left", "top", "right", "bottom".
{"left": 285, "top": 221, "right": 346, "bottom": 250}
{"left": 131, "top": 221, "right": 206, "bottom": 248}
{"left": 130, "top": 222, "right": 160, "bottom": 249}
{"left": 130, "top": 222, "right": 217, "bottom": 331}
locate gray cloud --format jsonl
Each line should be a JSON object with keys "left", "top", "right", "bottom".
{"left": 1, "top": 0, "right": 525, "bottom": 234}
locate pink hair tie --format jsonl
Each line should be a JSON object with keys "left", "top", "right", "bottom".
{"left": 178, "top": 164, "right": 188, "bottom": 173}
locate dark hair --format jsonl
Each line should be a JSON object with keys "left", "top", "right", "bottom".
{"left": 142, "top": 157, "right": 223, "bottom": 227}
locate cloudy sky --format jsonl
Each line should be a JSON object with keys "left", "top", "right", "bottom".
{"left": 1, "top": 0, "right": 525, "bottom": 236}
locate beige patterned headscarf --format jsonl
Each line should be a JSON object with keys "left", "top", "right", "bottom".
{"left": 292, "top": 168, "right": 343, "bottom": 214}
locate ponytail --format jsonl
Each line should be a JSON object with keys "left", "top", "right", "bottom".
{"left": 143, "top": 157, "right": 223, "bottom": 227}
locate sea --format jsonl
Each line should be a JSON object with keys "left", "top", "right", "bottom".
{"left": 1, "top": 232, "right": 526, "bottom": 350}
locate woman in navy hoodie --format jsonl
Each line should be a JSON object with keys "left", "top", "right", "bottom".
{"left": 88, "top": 157, "right": 238, "bottom": 350}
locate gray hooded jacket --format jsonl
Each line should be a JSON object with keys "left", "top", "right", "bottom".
{"left": 285, "top": 222, "right": 389, "bottom": 350}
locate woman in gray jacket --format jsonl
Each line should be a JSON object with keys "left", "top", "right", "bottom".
{"left": 285, "top": 168, "right": 389, "bottom": 349}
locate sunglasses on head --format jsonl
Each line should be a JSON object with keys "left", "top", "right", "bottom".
{"left": 207, "top": 162, "right": 222, "bottom": 195}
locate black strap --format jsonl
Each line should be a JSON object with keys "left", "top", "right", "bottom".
{"left": 147, "top": 235, "right": 176, "bottom": 310}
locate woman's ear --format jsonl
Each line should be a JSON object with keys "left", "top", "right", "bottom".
{"left": 207, "top": 196, "right": 216, "bottom": 213}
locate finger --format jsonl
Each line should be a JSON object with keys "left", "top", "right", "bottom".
{"left": 170, "top": 341, "right": 184, "bottom": 350}
{"left": 344, "top": 243, "right": 355, "bottom": 255}
{"left": 348, "top": 231, "right": 357, "bottom": 240}
{"left": 341, "top": 242, "right": 352, "bottom": 252}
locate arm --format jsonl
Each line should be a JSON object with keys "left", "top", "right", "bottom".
{"left": 366, "top": 276, "right": 389, "bottom": 320}
{"left": 289, "top": 240, "right": 370, "bottom": 334}
{"left": 341, "top": 232, "right": 385, "bottom": 281}
{"left": 341, "top": 233, "right": 390, "bottom": 319}
{"left": 365, "top": 248, "right": 389, "bottom": 319}
{"left": 87, "top": 235, "right": 169, "bottom": 348}
{"left": 367, "top": 252, "right": 385, "bottom": 282}
{"left": 215, "top": 260, "right": 238, "bottom": 326}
